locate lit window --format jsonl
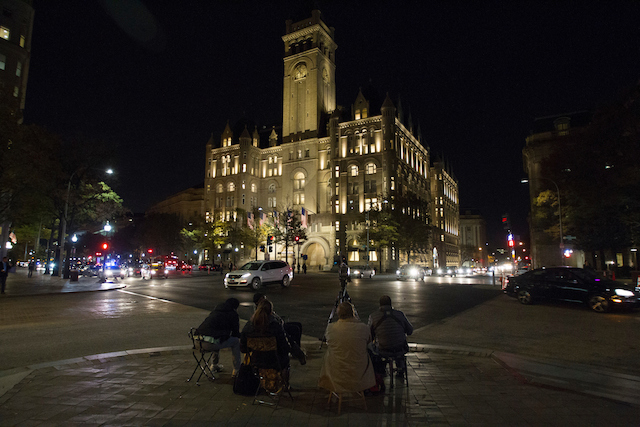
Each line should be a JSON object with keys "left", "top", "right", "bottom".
{"left": 335, "top": 166, "right": 340, "bottom": 178}
{"left": 227, "top": 182, "right": 235, "bottom": 192}
{"left": 0, "top": 53, "right": 5, "bottom": 70}
{"left": 350, "top": 165, "right": 358, "bottom": 177}
{"left": 0, "top": 26, "right": 9, "bottom": 40}
{"left": 242, "top": 164, "right": 246, "bottom": 172}
{"left": 366, "top": 163, "right": 376, "bottom": 174}
{"left": 13, "top": 86, "right": 18, "bottom": 97}
{"left": 294, "top": 172, "right": 306, "bottom": 190}
{"left": 16, "top": 61, "right": 21, "bottom": 77}
{"left": 217, "top": 183, "right": 223, "bottom": 193}
{"left": 251, "top": 183, "right": 256, "bottom": 192}
{"left": 20, "top": 35, "right": 25, "bottom": 47}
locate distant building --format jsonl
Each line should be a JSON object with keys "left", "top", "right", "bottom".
{"left": 522, "top": 111, "right": 590, "bottom": 268}
{"left": 201, "top": 10, "right": 459, "bottom": 271}
{"left": 0, "top": 0, "right": 34, "bottom": 119}
{"left": 147, "top": 185, "right": 204, "bottom": 225}
{"left": 459, "top": 209, "right": 487, "bottom": 267}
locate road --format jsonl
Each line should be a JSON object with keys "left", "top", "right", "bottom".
{"left": 119, "top": 270, "right": 502, "bottom": 340}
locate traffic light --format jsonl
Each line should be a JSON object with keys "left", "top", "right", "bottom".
{"left": 147, "top": 248, "right": 154, "bottom": 254}
{"left": 294, "top": 235, "right": 300, "bottom": 243}
{"left": 260, "top": 245, "right": 265, "bottom": 252}
{"left": 102, "top": 242, "right": 109, "bottom": 250}
{"left": 267, "top": 235, "right": 274, "bottom": 244}
{"left": 501, "top": 214, "right": 511, "bottom": 230}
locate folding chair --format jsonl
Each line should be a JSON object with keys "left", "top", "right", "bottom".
{"left": 187, "top": 327, "right": 219, "bottom": 385}
{"left": 246, "top": 336, "right": 293, "bottom": 408}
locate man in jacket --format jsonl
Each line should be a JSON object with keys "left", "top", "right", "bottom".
{"left": 195, "top": 297, "right": 242, "bottom": 376}
{"left": 1, "top": 257, "right": 12, "bottom": 294}
{"left": 368, "top": 295, "right": 414, "bottom": 377}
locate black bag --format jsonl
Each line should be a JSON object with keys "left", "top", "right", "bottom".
{"left": 233, "top": 363, "right": 259, "bottom": 395}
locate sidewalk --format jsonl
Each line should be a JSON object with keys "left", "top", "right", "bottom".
{"left": 2, "top": 270, "right": 640, "bottom": 425}
{"left": 0, "top": 267, "right": 125, "bottom": 296}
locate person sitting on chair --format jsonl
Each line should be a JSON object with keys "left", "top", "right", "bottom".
{"left": 195, "top": 297, "right": 242, "bottom": 376}
{"left": 368, "top": 295, "right": 413, "bottom": 378}
{"left": 253, "top": 293, "right": 306, "bottom": 365}
{"left": 241, "top": 299, "right": 291, "bottom": 384}
{"left": 318, "top": 302, "right": 375, "bottom": 393}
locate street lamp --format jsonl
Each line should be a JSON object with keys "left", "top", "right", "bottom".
{"left": 57, "top": 168, "right": 113, "bottom": 278}
{"left": 521, "top": 177, "right": 563, "bottom": 265}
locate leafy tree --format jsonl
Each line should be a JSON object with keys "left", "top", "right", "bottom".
{"left": 358, "top": 208, "right": 400, "bottom": 272}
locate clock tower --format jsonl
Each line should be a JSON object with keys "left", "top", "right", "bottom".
{"left": 281, "top": 10, "right": 337, "bottom": 143}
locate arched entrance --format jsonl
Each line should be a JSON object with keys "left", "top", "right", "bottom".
{"left": 304, "top": 242, "right": 327, "bottom": 268}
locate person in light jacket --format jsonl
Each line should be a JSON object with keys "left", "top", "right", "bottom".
{"left": 318, "top": 302, "right": 375, "bottom": 393}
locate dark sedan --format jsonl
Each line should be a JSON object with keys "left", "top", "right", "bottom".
{"left": 504, "top": 267, "right": 640, "bottom": 313}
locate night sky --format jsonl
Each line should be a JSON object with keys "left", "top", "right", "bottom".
{"left": 23, "top": 1, "right": 640, "bottom": 247}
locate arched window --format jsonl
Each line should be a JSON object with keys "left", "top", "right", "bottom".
{"left": 293, "top": 172, "right": 305, "bottom": 190}
{"left": 268, "top": 183, "right": 277, "bottom": 193}
{"left": 251, "top": 183, "right": 257, "bottom": 193}
{"left": 366, "top": 163, "right": 377, "bottom": 174}
{"left": 216, "top": 183, "right": 223, "bottom": 193}
{"left": 349, "top": 165, "right": 358, "bottom": 177}
{"left": 227, "top": 182, "right": 235, "bottom": 192}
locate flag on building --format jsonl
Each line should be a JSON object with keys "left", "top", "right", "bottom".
{"left": 247, "top": 212, "right": 254, "bottom": 230}
{"left": 259, "top": 211, "right": 265, "bottom": 227}
{"left": 301, "top": 207, "right": 307, "bottom": 228}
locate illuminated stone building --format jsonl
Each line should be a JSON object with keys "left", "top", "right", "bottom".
{"left": 203, "top": 10, "right": 459, "bottom": 271}
{"left": 430, "top": 161, "right": 460, "bottom": 268}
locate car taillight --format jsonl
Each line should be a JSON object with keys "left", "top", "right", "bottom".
{"left": 502, "top": 276, "right": 509, "bottom": 290}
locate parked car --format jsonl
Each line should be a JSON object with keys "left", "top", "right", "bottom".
{"left": 435, "top": 266, "right": 457, "bottom": 277}
{"left": 224, "top": 260, "right": 293, "bottom": 290}
{"left": 351, "top": 265, "right": 375, "bottom": 279}
{"left": 396, "top": 264, "right": 429, "bottom": 281}
{"left": 504, "top": 267, "right": 640, "bottom": 313}
{"left": 81, "top": 264, "right": 101, "bottom": 277}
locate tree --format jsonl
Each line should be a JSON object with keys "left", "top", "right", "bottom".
{"left": 272, "top": 208, "right": 307, "bottom": 264}
{"left": 359, "top": 208, "right": 400, "bottom": 272}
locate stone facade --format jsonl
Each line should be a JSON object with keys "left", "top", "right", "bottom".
{"left": 203, "top": 10, "right": 459, "bottom": 271}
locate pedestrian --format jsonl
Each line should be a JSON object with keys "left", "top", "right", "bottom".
{"left": 302, "top": 262, "right": 307, "bottom": 274}
{"left": 297, "top": 263, "right": 300, "bottom": 274}
{"left": 28, "top": 259, "right": 35, "bottom": 278}
{"left": 1, "top": 256, "right": 13, "bottom": 294}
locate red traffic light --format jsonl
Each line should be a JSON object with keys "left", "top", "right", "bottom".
{"left": 295, "top": 236, "right": 300, "bottom": 242}
{"left": 102, "top": 243, "right": 109, "bottom": 250}
{"left": 147, "top": 248, "right": 154, "bottom": 253}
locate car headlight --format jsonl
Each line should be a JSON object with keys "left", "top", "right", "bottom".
{"left": 615, "top": 289, "right": 635, "bottom": 297}
{"left": 353, "top": 270, "right": 361, "bottom": 275}
{"left": 241, "top": 272, "right": 251, "bottom": 278}
{"left": 409, "top": 268, "right": 418, "bottom": 276}
{"left": 396, "top": 270, "right": 400, "bottom": 275}
{"left": 436, "top": 268, "right": 443, "bottom": 274}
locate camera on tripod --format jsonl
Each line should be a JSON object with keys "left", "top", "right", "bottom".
{"left": 319, "top": 262, "right": 357, "bottom": 347}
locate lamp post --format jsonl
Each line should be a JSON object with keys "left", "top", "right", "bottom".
{"left": 365, "top": 210, "right": 370, "bottom": 269}
{"left": 57, "top": 168, "right": 113, "bottom": 278}
{"left": 522, "top": 177, "right": 563, "bottom": 265}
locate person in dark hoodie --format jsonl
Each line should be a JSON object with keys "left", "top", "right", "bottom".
{"left": 195, "top": 298, "right": 241, "bottom": 376}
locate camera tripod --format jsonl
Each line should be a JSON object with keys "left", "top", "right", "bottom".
{"left": 319, "top": 277, "right": 359, "bottom": 348}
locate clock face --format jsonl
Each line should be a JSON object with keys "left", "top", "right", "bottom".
{"left": 294, "top": 64, "right": 307, "bottom": 81}
{"left": 322, "top": 68, "right": 329, "bottom": 83}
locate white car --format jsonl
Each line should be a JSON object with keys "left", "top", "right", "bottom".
{"left": 351, "top": 265, "right": 375, "bottom": 279}
{"left": 224, "top": 260, "right": 293, "bottom": 290}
